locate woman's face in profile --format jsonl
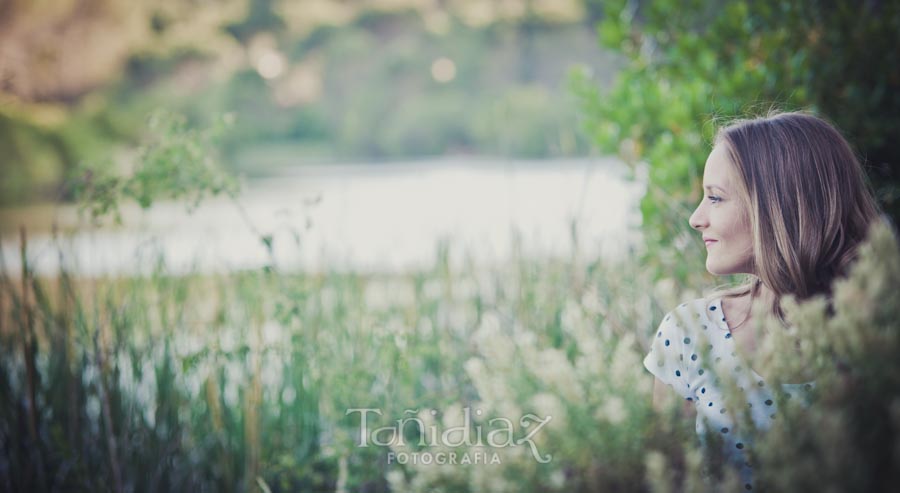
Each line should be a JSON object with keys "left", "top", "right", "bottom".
{"left": 689, "top": 144, "right": 755, "bottom": 276}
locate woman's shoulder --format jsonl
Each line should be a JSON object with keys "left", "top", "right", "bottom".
{"left": 658, "top": 297, "right": 722, "bottom": 334}
{"left": 663, "top": 297, "right": 720, "bottom": 319}
{"left": 646, "top": 297, "right": 721, "bottom": 389}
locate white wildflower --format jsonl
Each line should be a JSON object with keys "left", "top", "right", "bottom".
{"left": 442, "top": 403, "right": 465, "bottom": 429}
{"left": 262, "top": 320, "right": 283, "bottom": 346}
{"left": 548, "top": 468, "right": 566, "bottom": 490}
{"left": 561, "top": 299, "right": 600, "bottom": 355}
{"left": 653, "top": 277, "right": 679, "bottom": 312}
{"left": 474, "top": 312, "right": 516, "bottom": 367}
{"left": 385, "top": 470, "right": 406, "bottom": 492}
{"left": 531, "top": 392, "right": 567, "bottom": 429}
{"left": 609, "top": 334, "right": 642, "bottom": 389}
{"left": 581, "top": 285, "right": 604, "bottom": 316}
{"left": 529, "top": 348, "right": 584, "bottom": 403}
{"left": 599, "top": 396, "right": 627, "bottom": 425}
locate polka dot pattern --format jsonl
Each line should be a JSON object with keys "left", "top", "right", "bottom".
{"left": 642, "top": 297, "right": 817, "bottom": 492}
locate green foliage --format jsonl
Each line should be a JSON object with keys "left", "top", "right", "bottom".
{"left": 70, "top": 110, "right": 238, "bottom": 223}
{"left": 474, "top": 86, "right": 590, "bottom": 158}
{"left": 124, "top": 48, "right": 214, "bottom": 89}
{"left": 380, "top": 91, "right": 474, "bottom": 156}
{"left": 0, "top": 105, "right": 124, "bottom": 206}
{"left": 223, "top": 0, "right": 285, "bottom": 44}
{"left": 212, "top": 69, "right": 333, "bottom": 162}
{"left": 572, "top": 0, "right": 900, "bottom": 283}
{"left": 0, "top": 114, "right": 66, "bottom": 205}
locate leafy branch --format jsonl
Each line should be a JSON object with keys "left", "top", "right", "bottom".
{"left": 70, "top": 110, "right": 239, "bottom": 224}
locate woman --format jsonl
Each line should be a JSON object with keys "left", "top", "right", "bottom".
{"left": 643, "top": 111, "right": 882, "bottom": 489}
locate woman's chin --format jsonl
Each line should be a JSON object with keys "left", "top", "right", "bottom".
{"left": 706, "top": 262, "right": 748, "bottom": 277}
{"left": 705, "top": 259, "right": 727, "bottom": 276}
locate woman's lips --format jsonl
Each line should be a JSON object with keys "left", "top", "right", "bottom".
{"left": 704, "top": 239, "right": 718, "bottom": 247}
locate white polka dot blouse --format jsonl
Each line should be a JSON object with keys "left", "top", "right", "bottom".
{"left": 643, "top": 297, "right": 814, "bottom": 490}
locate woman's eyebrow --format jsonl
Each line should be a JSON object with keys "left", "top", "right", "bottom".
{"left": 704, "top": 184, "right": 726, "bottom": 193}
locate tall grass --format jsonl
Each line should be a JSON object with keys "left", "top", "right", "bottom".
{"left": 0, "top": 207, "right": 690, "bottom": 492}
{"left": 3, "top": 221, "right": 900, "bottom": 492}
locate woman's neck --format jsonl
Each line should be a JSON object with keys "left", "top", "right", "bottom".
{"left": 729, "top": 280, "right": 778, "bottom": 331}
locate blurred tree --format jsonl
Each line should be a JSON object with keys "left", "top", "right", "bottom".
{"left": 0, "top": 0, "right": 142, "bottom": 102}
{"left": 0, "top": 0, "right": 244, "bottom": 205}
{"left": 573, "top": 0, "right": 900, "bottom": 283}
{"left": 223, "top": 0, "right": 284, "bottom": 44}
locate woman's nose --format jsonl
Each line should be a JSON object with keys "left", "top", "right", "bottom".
{"left": 689, "top": 203, "right": 707, "bottom": 230}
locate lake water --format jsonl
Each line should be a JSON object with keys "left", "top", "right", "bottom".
{"left": 0, "top": 157, "right": 644, "bottom": 276}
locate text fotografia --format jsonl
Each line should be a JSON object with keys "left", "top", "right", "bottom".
{"left": 346, "top": 407, "right": 553, "bottom": 464}
{"left": 388, "top": 451, "right": 500, "bottom": 465}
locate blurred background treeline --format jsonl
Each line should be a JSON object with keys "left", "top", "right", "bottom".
{"left": 0, "top": 0, "right": 616, "bottom": 207}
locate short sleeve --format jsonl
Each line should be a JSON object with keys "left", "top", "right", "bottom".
{"left": 643, "top": 310, "right": 694, "bottom": 400}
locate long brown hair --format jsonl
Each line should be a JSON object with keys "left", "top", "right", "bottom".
{"left": 714, "top": 111, "right": 881, "bottom": 317}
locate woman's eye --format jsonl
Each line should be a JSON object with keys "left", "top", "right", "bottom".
{"left": 707, "top": 195, "right": 722, "bottom": 203}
